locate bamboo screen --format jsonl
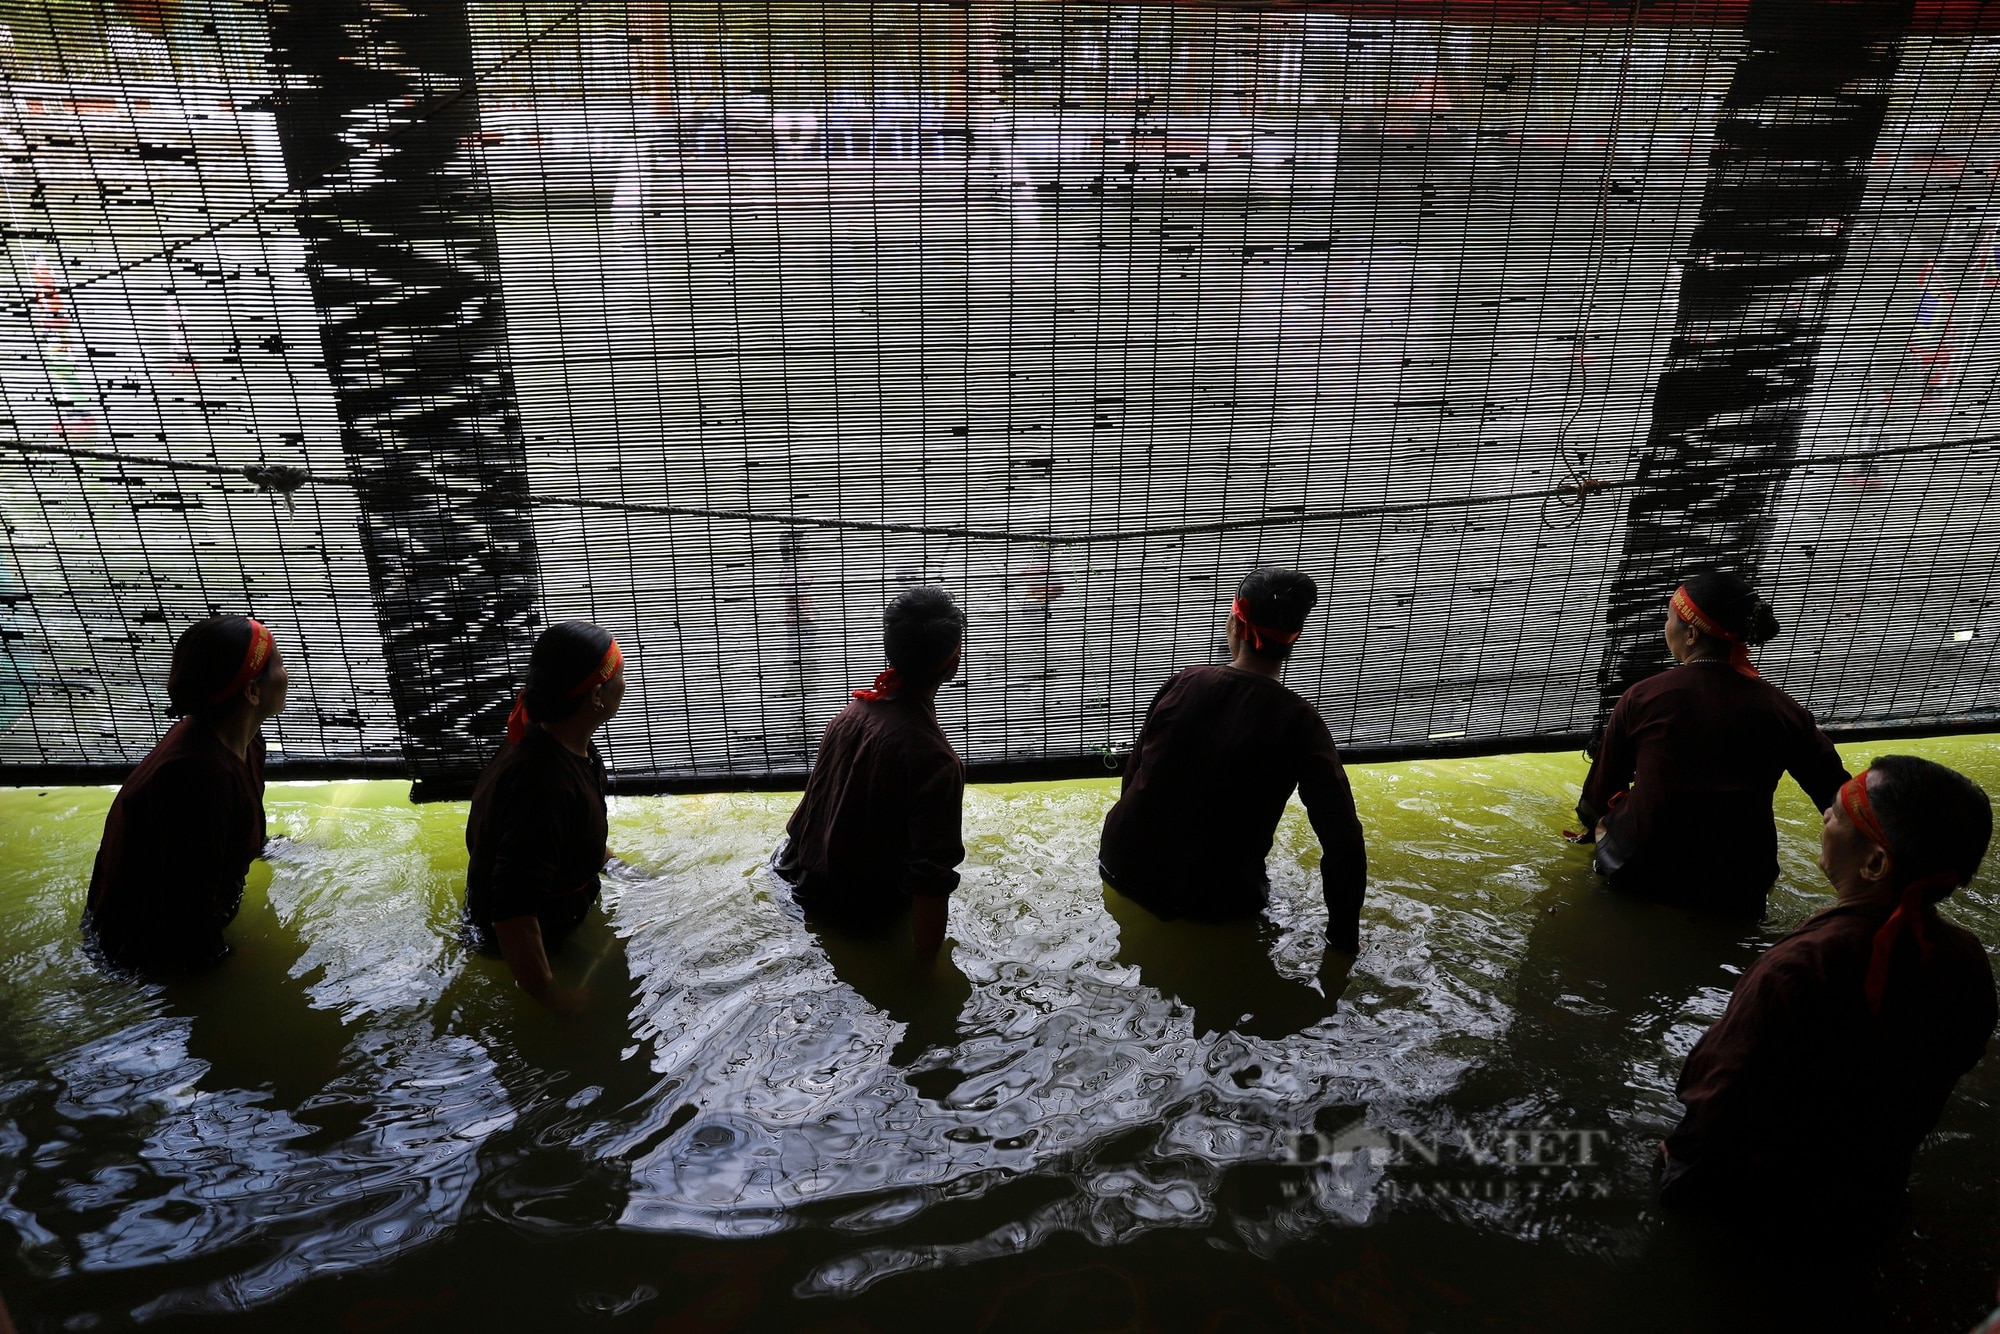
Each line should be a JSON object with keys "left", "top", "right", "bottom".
{"left": 2, "top": 0, "right": 1996, "bottom": 794}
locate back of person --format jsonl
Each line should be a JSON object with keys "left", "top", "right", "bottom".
{"left": 779, "top": 696, "right": 962, "bottom": 927}
{"left": 1597, "top": 665, "right": 1840, "bottom": 904}
{"left": 83, "top": 616, "right": 285, "bottom": 972}
{"left": 773, "top": 586, "right": 968, "bottom": 952}
{"left": 1098, "top": 568, "right": 1366, "bottom": 949}
{"left": 1100, "top": 664, "right": 1335, "bottom": 916}
{"left": 1581, "top": 571, "right": 1846, "bottom": 913}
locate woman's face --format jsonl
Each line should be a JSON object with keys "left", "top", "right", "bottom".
{"left": 594, "top": 664, "right": 627, "bottom": 725}
{"left": 250, "top": 644, "right": 289, "bottom": 720}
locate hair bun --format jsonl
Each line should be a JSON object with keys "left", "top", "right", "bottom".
{"left": 1748, "top": 600, "right": 1781, "bottom": 645}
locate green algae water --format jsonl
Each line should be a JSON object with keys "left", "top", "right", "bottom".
{"left": 3, "top": 741, "right": 1997, "bottom": 1332}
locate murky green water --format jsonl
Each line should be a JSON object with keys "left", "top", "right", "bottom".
{"left": 2, "top": 740, "right": 1996, "bottom": 1332}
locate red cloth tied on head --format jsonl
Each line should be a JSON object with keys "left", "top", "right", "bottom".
{"left": 507, "top": 640, "right": 622, "bottom": 745}
{"left": 1670, "top": 585, "right": 1759, "bottom": 679}
{"left": 1230, "top": 598, "right": 1303, "bottom": 655}
{"left": 1841, "top": 769, "right": 1956, "bottom": 1014}
{"left": 852, "top": 668, "right": 902, "bottom": 702}
{"left": 207, "top": 619, "right": 274, "bottom": 707}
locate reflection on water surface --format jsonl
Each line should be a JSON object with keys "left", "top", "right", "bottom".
{"left": 1, "top": 740, "right": 1997, "bottom": 1331}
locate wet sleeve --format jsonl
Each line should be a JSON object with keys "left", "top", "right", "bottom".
{"left": 1578, "top": 693, "right": 1638, "bottom": 829}
{"left": 1778, "top": 698, "right": 1849, "bottom": 812}
{"left": 483, "top": 772, "right": 570, "bottom": 923}
{"left": 1297, "top": 712, "right": 1367, "bottom": 954}
{"left": 900, "top": 748, "right": 966, "bottom": 901}
{"left": 1122, "top": 675, "right": 1180, "bottom": 794}
{"left": 1660, "top": 948, "right": 1807, "bottom": 1204}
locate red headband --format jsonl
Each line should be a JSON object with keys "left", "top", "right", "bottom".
{"left": 207, "top": 619, "right": 274, "bottom": 707}
{"left": 1671, "top": 586, "right": 1759, "bottom": 679}
{"left": 506, "top": 640, "right": 622, "bottom": 744}
{"left": 1231, "top": 598, "right": 1303, "bottom": 655}
{"left": 1841, "top": 769, "right": 1956, "bottom": 1014}
{"left": 853, "top": 668, "right": 903, "bottom": 702}
{"left": 569, "top": 641, "right": 623, "bottom": 697}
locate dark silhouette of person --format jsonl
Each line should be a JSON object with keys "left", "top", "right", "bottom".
{"left": 1098, "top": 567, "right": 1366, "bottom": 1036}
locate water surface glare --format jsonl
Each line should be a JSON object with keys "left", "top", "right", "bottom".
{"left": 3, "top": 740, "right": 1998, "bottom": 1331}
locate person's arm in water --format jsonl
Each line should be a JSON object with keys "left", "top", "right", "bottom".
{"left": 490, "top": 915, "right": 587, "bottom": 1016}
{"left": 901, "top": 750, "right": 966, "bottom": 957}
{"left": 1120, "top": 676, "right": 1178, "bottom": 792}
{"left": 1778, "top": 697, "right": 1849, "bottom": 813}
{"left": 1575, "top": 693, "right": 1638, "bottom": 840}
{"left": 483, "top": 776, "right": 589, "bottom": 1014}
{"left": 1297, "top": 714, "right": 1367, "bottom": 958}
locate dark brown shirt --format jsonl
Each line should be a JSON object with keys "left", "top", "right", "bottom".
{"left": 464, "top": 728, "right": 608, "bottom": 949}
{"left": 1098, "top": 665, "right": 1368, "bottom": 948}
{"left": 775, "top": 696, "right": 965, "bottom": 927}
{"left": 1663, "top": 902, "right": 1997, "bottom": 1210}
{"left": 1581, "top": 661, "right": 1848, "bottom": 912}
{"left": 83, "top": 718, "right": 266, "bottom": 971}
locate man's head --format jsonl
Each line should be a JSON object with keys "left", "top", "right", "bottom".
{"left": 1820, "top": 755, "right": 1993, "bottom": 902}
{"left": 1230, "top": 567, "right": 1319, "bottom": 662}
{"left": 166, "top": 616, "right": 287, "bottom": 723}
{"left": 884, "top": 585, "right": 965, "bottom": 688}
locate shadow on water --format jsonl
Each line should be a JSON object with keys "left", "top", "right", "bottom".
{"left": 167, "top": 866, "right": 358, "bottom": 1143}
{"left": 450, "top": 903, "right": 665, "bottom": 1238}
{"left": 808, "top": 915, "right": 974, "bottom": 1083}
{"left": 1456, "top": 861, "right": 1761, "bottom": 1128}
{"left": 1101, "top": 885, "right": 1345, "bottom": 1041}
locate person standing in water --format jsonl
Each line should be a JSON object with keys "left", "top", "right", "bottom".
{"left": 465, "top": 621, "right": 624, "bottom": 1015}
{"left": 772, "top": 586, "right": 966, "bottom": 957}
{"left": 1098, "top": 568, "right": 1368, "bottom": 967}
{"left": 1576, "top": 571, "right": 1848, "bottom": 914}
{"left": 84, "top": 616, "right": 288, "bottom": 971}
{"left": 1660, "top": 755, "right": 1996, "bottom": 1215}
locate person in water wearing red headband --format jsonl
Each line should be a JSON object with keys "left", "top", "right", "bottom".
{"left": 464, "top": 621, "right": 624, "bottom": 1015}
{"left": 1661, "top": 754, "right": 1995, "bottom": 1220}
{"left": 83, "top": 616, "right": 288, "bottom": 971}
{"left": 1575, "top": 570, "right": 1849, "bottom": 914}
{"left": 1096, "top": 568, "right": 1367, "bottom": 1026}
{"left": 772, "top": 585, "right": 966, "bottom": 956}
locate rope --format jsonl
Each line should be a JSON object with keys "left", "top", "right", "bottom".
{"left": 7, "top": 431, "right": 1988, "bottom": 548}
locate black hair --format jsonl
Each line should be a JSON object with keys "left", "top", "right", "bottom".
{"left": 522, "top": 621, "right": 616, "bottom": 726}
{"left": 1679, "top": 571, "right": 1781, "bottom": 645}
{"left": 165, "top": 616, "right": 272, "bottom": 717}
{"left": 883, "top": 586, "right": 965, "bottom": 685}
{"left": 1867, "top": 755, "right": 1993, "bottom": 900}
{"left": 1234, "top": 567, "right": 1320, "bottom": 661}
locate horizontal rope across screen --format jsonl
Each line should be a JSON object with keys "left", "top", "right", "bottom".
{"left": 1, "top": 0, "right": 1996, "bottom": 790}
